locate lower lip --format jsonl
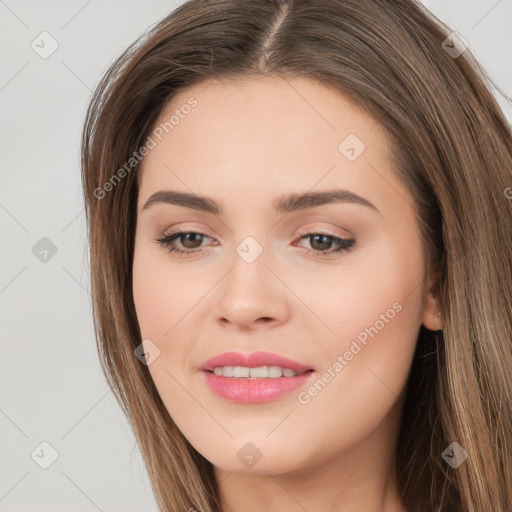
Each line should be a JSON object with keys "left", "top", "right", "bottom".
{"left": 201, "top": 370, "right": 315, "bottom": 404}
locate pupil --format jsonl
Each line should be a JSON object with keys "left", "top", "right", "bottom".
{"left": 311, "top": 234, "right": 331, "bottom": 250}
{"left": 182, "top": 233, "right": 202, "bottom": 249}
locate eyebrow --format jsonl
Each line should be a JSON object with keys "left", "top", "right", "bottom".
{"left": 142, "top": 188, "right": 380, "bottom": 215}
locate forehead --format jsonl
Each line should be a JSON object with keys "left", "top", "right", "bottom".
{"left": 137, "top": 76, "right": 409, "bottom": 218}
{"left": 143, "top": 75, "right": 382, "bottom": 160}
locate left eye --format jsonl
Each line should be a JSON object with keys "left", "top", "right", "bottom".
{"left": 156, "top": 230, "right": 210, "bottom": 254}
{"left": 155, "top": 229, "right": 356, "bottom": 258}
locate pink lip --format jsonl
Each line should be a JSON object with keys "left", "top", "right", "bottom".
{"left": 199, "top": 351, "right": 315, "bottom": 404}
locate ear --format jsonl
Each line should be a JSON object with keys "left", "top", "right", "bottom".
{"left": 421, "top": 269, "right": 443, "bottom": 331}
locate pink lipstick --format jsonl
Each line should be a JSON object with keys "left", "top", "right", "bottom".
{"left": 199, "top": 351, "right": 315, "bottom": 404}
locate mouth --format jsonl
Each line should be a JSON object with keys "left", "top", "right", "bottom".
{"left": 199, "top": 351, "right": 315, "bottom": 403}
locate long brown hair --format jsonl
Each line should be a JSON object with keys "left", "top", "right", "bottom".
{"left": 81, "top": 1, "right": 512, "bottom": 510}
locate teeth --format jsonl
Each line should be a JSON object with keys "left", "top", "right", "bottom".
{"left": 212, "top": 366, "right": 300, "bottom": 378}
{"left": 233, "top": 366, "right": 250, "bottom": 378}
{"left": 268, "top": 366, "right": 283, "bottom": 378}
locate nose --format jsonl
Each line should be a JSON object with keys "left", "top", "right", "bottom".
{"left": 213, "top": 249, "right": 290, "bottom": 331}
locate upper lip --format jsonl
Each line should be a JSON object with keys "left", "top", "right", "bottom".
{"left": 199, "top": 351, "right": 314, "bottom": 373}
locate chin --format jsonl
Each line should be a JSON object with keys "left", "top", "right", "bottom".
{"left": 194, "top": 436, "right": 312, "bottom": 475}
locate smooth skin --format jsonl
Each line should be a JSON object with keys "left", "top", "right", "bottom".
{"left": 132, "top": 75, "right": 443, "bottom": 512}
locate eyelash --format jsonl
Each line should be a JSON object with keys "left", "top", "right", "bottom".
{"left": 154, "top": 228, "right": 356, "bottom": 259}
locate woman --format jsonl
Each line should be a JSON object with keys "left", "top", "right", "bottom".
{"left": 81, "top": 1, "right": 512, "bottom": 510}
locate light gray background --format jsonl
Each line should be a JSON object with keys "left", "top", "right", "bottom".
{"left": 1, "top": 1, "right": 511, "bottom": 511}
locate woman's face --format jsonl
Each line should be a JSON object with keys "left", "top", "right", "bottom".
{"left": 132, "top": 76, "right": 441, "bottom": 475}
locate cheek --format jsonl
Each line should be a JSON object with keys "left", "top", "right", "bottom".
{"left": 285, "top": 228, "right": 425, "bottom": 357}
{"left": 285, "top": 266, "right": 424, "bottom": 462}
{"left": 303, "top": 233, "right": 425, "bottom": 418}
{"left": 302, "top": 269, "right": 422, "bottom": 404}
{"left": 132, "top": 241, "right": 198, "bottom": 338}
